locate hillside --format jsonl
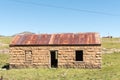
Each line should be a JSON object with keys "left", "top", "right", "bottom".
{"left": 12, "top": 31, "right": 35, "bottom": 37}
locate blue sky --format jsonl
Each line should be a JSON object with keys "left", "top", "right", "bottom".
{"left": 0, "top": 0, "right": 120, "bottom": 37}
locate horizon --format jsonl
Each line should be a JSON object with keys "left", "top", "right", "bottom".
{"left": 0, "top": 0, "right": 120, "bottom": 37}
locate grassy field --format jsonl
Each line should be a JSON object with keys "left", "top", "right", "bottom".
{"left": 0, "top": 53, "right": 120, "bottom": 80}
{"left": 102, "top": 38, "right": 120, "bottom": 48}
{"left": 0, "top": 37, "right": 12, "bottom": 49}
{"left": 0, "top": 54, "right": 9, "bottom": 68}
{"left": 0, "top": 37, "right": 12, "bottom": 44}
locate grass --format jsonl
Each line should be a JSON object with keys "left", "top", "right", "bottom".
{"left": 0, "top": 54, "right": 9, "bottom": 68}
{"left": 102, "top": 38, "right": 120, "bottom": 49}
{"left": 0, "top": 37, "right": 12, "bottom": 44}
{"left": 0, "top": 53, "right": 120, "bottom": 80}
{"left": 0, "top": 45, "right": 9, "bottom": 49}
{"left": 0, "top": 37, "right": 12, "bottom": 49}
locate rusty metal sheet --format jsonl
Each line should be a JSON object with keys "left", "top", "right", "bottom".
{"left": 78, "top": 33, "right": 84, "bottom": 44}
{"left": 52, "top": 34, "right": 58, "bottom": 44}
{"left": 10, "top": 35, "right": 20, "bottom": 44}
{"left": 59, "top": 34, "right": 69, "bottom": 44}
{"left": 74, "top": 34, "right": 79, "bottom": 44}
{"left": 10, "top": 32, "right": 101, "bottom": 46}
{"left": 16, "top": 35, "right": 25, "bottom": 45}
{"left": 38, "top": 34, "right": 51, "bottom": 44}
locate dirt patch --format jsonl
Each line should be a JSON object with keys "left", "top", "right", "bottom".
{"left": 102, "top": 48, "right": 120, "bottom": 54}
{"left": 0, "top": 49, "right": 9, "bottom": 54}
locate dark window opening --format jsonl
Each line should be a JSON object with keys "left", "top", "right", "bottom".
{"left": 50, "top": 51, "right": 58, "bottom": 68}
{"left": 25, "top": 50, "right": 32, "bottom": 64}
{"left": 75, "top": 50, "right": 83, "bottom": 61}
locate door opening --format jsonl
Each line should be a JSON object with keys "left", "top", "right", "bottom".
{"left": 50, "top": 51, "right": 58, "bottom": 68}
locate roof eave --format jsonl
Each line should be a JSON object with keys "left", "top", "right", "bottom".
{"left": 9, "top": 44, "right": 101, "bottom": 47}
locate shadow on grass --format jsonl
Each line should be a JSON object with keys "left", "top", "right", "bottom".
{"left": 2, "top": 63, "right": 9, "bottom": 70}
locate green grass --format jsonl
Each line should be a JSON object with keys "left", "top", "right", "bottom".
{"left": 0, "top": 53, "right": 120, "bottom": 80}
{"left": 0, "top": 45, "right": 9, "bottom": 49}
{"left": 102, "top": 38, "right": 120, "bottom": 48}
{"left": 0, "top": 37, "right": 12, "bottom": 44}
{"left": 0, "top": 37, "right": 12, "bottom": 49}
{"left": 0, "top": 54, "right": 9, "bottom": 68}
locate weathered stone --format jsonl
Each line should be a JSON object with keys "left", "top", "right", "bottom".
{"left": 9, "top": 46, "right": 101, "bottom": 68}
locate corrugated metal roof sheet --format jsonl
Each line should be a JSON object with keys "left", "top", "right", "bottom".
{"left": 10, "top": 32, "right": 101, "bottom": 46}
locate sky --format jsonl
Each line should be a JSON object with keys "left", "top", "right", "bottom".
{"left": 0, "top": 0, "right": 120, "bottom": 37}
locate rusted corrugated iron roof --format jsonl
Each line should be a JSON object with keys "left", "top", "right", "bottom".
{"left": 10, "top": 32, "right": 101, "bottom": 46}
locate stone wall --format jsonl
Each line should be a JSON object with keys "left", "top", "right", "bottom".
{"left": 9, "top": 46, "right": 101, "bottom": 68}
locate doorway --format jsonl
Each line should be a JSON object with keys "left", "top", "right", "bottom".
{"left": 50, "top": 51, "right": 58, "bottom": 68}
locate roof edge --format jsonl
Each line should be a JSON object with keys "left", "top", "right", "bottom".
{"left": 9, "top": 44, "right": 101, "bottom": 47}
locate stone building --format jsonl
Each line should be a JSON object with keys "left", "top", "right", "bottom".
{"left": 9, "top": 32, "right": 101, "bottom": 68}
